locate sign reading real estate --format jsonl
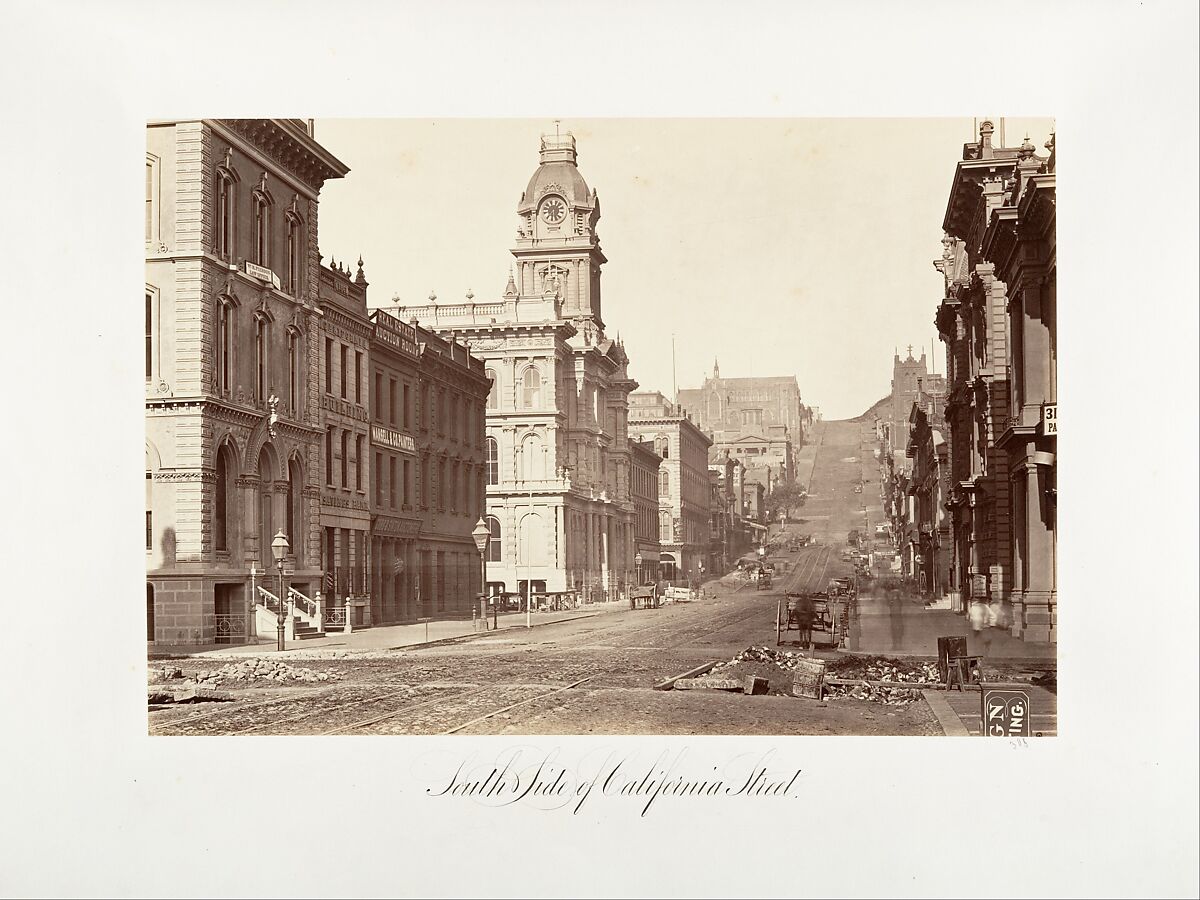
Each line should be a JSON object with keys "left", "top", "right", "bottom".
{"left": 981, "top": 689, "right": 1032, "bottom": 737}
{"left": 1042, "top": 404, "right": 1057, "bottom": 435}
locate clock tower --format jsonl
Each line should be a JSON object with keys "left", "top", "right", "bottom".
{"left": 512, "top": 130, "right": 607, "bottom": 329}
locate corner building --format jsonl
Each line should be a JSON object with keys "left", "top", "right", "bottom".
{"left": 384, "top": 132, "right": 638, "bottom": 603}
{"left": 145, "top": 119, "right": 348, "bottom": 646}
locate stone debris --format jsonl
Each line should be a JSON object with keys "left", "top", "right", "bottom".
{"left": 156, "top": 659, "right": 341, "bottom": 686}
{"left": 708, "top": 648, "right": 935, "bottom": 706}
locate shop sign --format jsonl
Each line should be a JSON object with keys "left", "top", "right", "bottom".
{"left": 371, "top": 424, "right": 417, "bottom": 455}
{"left": 981, "top": 689, "right": 1032, "bottom": 737}
{"left": 1041, "top": 404, "right": 1057, "bottom": 435}
{"left": 244, "top": 260, "right": 281, "bottom": 290}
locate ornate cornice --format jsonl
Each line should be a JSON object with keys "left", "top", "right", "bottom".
{"left": 218, "top": 119, "right": 349, "bottom": 193}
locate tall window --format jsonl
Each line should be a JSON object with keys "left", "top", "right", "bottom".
{"left": 450, "top": 461, "right": 458, "bottom": 511}
{"left": 340, "top": 430, "right": 349, "bottom": 488}
{"left": 485, "top": 368, "right": 498, "bottom": 410}
{"left": 339, "top": 344, "right": 348, "bottom": 400}
{"left": 375, "top": 452, "right": 383, "bottom": 505}
{"left": 485, "top": 437, "right": 498, "bottom": 484}
{"left": 389, "top": 378, "right": 397, "bottom": 425}
{"left": 403, "top": 459, "right": 412, "bottom": 507}
{"left": 287, "top": 458, "right": 301, "bottom": 557}
{"left": 325, "top": 338, "right": 333, "bottom": 393}
{"left": 325, "top": 428, "right": 334, "bottom": 484}
{"left": 439, "top": 458, "right": 447, "bottom": 509}
{"left": 388, "top": 456, "right": 397, "bottom": 508}
{"left": 286, "top": 213, "right": 301, "bottom": 295}
{"left": 420, "top": 454, "right": 430, "bottom": 509}
{"left": 145, "top": 160, "right": 154, "bottom": 241}
{"left": 355, "top": 435, "right": 364, "bottom": 491}
{"left": 145, "top": 473, "right": 153, "bottom": 550}
{"left": 521, "top": 433, "right": 544, "bottom": 481}
{"left": 486, "top": 515, "right": 502, "bottom": 562}
{"left": 449, "top": 394, "right": 458, "bottom": 440}
{"left": 216, "top": 298, "right": 234, "bottom": 395}
{"left": 288, "top": 330, "right": 299, "bottom": 412}
{"left": 215, "top": 170, "right": 234, "bottom": 260}
{"left": 374, "top": 372, "right": 383, "bottom": 419}
{"left": 214, "top": 445, "right": 231, "bottom": 551}
{"left": 403, "top": 384, "right": 411, "bottom": 428}
{"left": 522, "top": 368, "right": 541, "bottom": 408}
{"left": 145, "top": 292, "right": 153, "bottom": 380}
{"left": 254, "top": 193, "right": 271, "bottom": 266}
{"left": 660, "top": 470, "right": 670, "bottom": 497}
{"left": 660, "top": 511, "right": 672, "bottom": 542}
{"left": 255, "top": 317, "right": 268, "bottom": 403}
{"left": 355, "top": 352, "right": 363, "bottom": 404}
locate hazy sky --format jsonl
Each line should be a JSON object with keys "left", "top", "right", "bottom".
{"left": 315, "top": 117, "right": 1052, "bottom": 420}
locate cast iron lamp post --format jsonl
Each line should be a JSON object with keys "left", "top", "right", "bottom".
{"left": 634, "top": 551, "right": 643, "bottom": 587}
{"left": 472, "top": 516, "right": 491, "bottom": 632}
{"left": 271, "top": 530, "right": 290, "bottom": 652}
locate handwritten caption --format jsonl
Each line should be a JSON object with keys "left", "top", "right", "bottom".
{"left": 424, "top": 747, "right": 803, "bottom": 816}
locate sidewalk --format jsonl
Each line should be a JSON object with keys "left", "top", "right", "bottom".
{"left": 187, "top": 598, "right": 630, "bottom": 658}
{"left": 924, "top": 683, "right": 1058, "bottom": 736}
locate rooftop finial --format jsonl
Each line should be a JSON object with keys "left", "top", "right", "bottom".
{"left": 429, "top": 290, "right": 437, "bottom": 303}
{"left": 465, "top": 288, "right": 474, "bottom": 300}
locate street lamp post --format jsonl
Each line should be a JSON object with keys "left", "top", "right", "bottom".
{"left": 472, "top": 516, "right": 491, "bottom": 632}
{"left": 634, "top": 551, "right": 643, "bottom": 588}
{"left": 270, "top": 530, "right": 290, "bottom": 652}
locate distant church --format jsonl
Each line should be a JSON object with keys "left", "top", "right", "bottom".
{"left": 890, "top": 346, "right": 944, "bottom": 453}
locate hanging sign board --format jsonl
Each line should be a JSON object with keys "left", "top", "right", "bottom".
{"left": 1041, "top": 404, "right": 1057, "bottom": 435}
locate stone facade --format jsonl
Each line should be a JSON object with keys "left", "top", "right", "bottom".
{"left": 381, "top": 131, "right": 638, "bottom": 604}
{"left": 708, "top": 425, "right": 794, "bottom": 483}
{"left": 627, "top": 391, "right": 713, "bottom": 583}
{"left": 146, "top": 119, "right": 348, "bottom": 646}
{"left": 935, "top": 119, "right": 1055, "bottom": 641}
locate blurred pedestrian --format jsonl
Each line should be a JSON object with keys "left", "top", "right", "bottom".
{"left": 796, "top": 593, "right": 815, "bottom": 649}
{"left": 969, "top": 597, "right": 993, "bottom": 657}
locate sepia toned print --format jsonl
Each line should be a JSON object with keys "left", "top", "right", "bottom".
{"left": 146, "top": 118, "right": 1056, "bottom": 737}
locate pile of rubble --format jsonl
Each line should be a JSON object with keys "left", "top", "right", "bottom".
{"left": 156, "top": 659, "right": 341, "bottom": 686}
{"left": 711, "top": 646, "right": 807, "bottom": 674}
{"left": 825, "top": 655, "right": 940, "bottom": 684}
{"left": 822, "top": 682, "right": 924, "bottom": 706}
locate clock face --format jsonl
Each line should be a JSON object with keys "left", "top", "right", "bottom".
{"left": 540, "top": 197, "right": 566, "bottom": 224}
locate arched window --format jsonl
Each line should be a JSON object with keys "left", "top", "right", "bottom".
{"left": 659, "top": 470, "right": 669, "bottom": 498}
{"left": 521, "top": 433, "right": 544, "bottom": 481}
{"left": 214, "top": 442, "right": 234, "bottom": 552}
{"left": 522, "top": 367, "right": 541, "bottom": 408}
{"left": 485, "top": 368, "right": 498, "bottom": 410}
{"left": 255, "top": 315, "right": 269, "bottom": 404}
{"left": 285, "top": 205, "right": 303, "bottom": 295}
{"left": 655, "top": 434, "right": 669, "bottom": 459}
{"left": 485, "top": 437, "right": 498, "bottom": 484}
{"left": 659, "top": 511, "right": 672, "bottom": 542}
{"left": 215, "top": 296, "right": 237, "bottom": 395}
{"left": 486, "top": 515, "right": 501, "bottom": 562}
{"left": 253, "top": 186, "right": 273, "bottom": 267}
{"left": 257, "top": 446, "right": 275, "bottom": 564}
{"left": 287, "top": 328, "right": 301, "bottom": 414}
{"left": 215, "top": 166, "right": 236, "bottom": 260}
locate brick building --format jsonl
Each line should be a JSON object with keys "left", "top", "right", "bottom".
{"left": 315, "top": 257, "right": 373, "bottom": 626}
{"left": 368, "top": 308, "right": 490, "bottom": 624}
{"left": 145, "top": 118, "right": 348, "bottom": 647}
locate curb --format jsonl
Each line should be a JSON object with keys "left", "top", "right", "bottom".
{"left": 391, "top": 612, "right": 601, "bottom": 650}
{"left": 922, "top": 690, "right": 970, "bottom": 736}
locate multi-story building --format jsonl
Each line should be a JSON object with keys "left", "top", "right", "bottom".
{"left": 382, "top": 131, "right": 638, "bottom": 604}
{"left": 628, "top": 391, "right": 713, "bottom": 583}
{"left": 983, "top": 132, "right": 1057, "bottom": 642}
{"left": 629, "top": 439, "right": 662, "bottom": 585}
{"left": 368, "top": 308, "right": 490, "bottom": 624}
{"left": 888, "top": 348, "right": 945, "bottom": 457}
{"left": 934, "top": 119, "right": 1054, "bottom": 641}
{"left": 905, "top": 390, "right": 951, "bottom": 600}
{"left": 315, "top": 257, "right": 373, "bottom": 627}
{"left": 708, "top": 425, "right": 794, "bottom": 483}
{"left": 678, "top": 361, "right": 810, "bottom": 450}
{"left": 146, "top": 118, "right": 348, "bottom": 647}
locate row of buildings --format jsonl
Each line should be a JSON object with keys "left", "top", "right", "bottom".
{"left": 880, "top": 120, "right": 1057, "bottom": 643}
{"left": 145, "top": 120, "right": 770, "bottom": 647}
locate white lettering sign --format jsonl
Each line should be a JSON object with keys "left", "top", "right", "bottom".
{"left": 371, "top": 424, "right": 417, "bottom": 455}
{"left": 244, "top": 260, "right": 281, "bottom": 290}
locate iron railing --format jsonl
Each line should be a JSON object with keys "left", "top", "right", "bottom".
{"left": 214, "top": 614, "right": 247, "bottom": 642}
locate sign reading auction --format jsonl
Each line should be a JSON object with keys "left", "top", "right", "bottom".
{"left": 372, "top": 310, "right": 420, "bottom": 359}
{"left": 1041, "top": 404, "right": 1057, "bottom": 435}
{"left": 981, "top": 689, "right": 1032, "bottom": 737}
